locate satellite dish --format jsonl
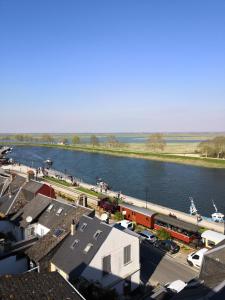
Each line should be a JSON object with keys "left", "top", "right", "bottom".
{"left": 101, "top": 213, "right": 109, "bottom": 222}
{"left": 26, "top": 216, "right": 33, "bottom": 223}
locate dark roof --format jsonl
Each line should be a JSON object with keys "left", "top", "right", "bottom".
{"left": 0, "top": 175, "right": 28, "bottom": 216}
{"left": 171, "top": 278, "right": 225, "bottom": 300}
{"left": 0, "top": 190, "right": 18, "bottom": 215}
{"left": 120, "top": 202, "right": 156, "bottom": 217}
{"left": 154, "top": 214, "right": 198, "bottom": 232}
{"left": 37, "top": 199, "right": 77, "bottom": 229}
{"left": 0, "top": 271, "right": 85, "bottom": 300}
{"left": 26, "top": 202, "right": 93, "bottom": 263}
{"left": 51, "top": 215, "right": 112, "bottom": 278}
{"left": 9, "top": 175, "right": 26, "bottom": 193}
{"left": 22, "top": 180, "right": 43, "bottom": 194}
{"left": 18, "top": 194, "right": 52, "bottom": 227}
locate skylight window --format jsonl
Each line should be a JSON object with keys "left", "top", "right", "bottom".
{"left": 56, "top": 208, "right": 63, "bottom": 216}
{"left": 80, "top": 222, "right": 87, "bottom": 232}
{"left": 93, "top": 230, "right": 102, "bottom": 240}
{"left": 53, "top": 228, "right": 64, "bottom": 237}
{"left": 47, "top": 204, "right": 54, "bottom": 212}
{"left": 84, "top": 243, "right": 93, "bottom": 254}
{"left": 71, "top": 239, "right": 79, "bottom": 249}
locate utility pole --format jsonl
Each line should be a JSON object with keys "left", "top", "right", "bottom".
{"left": 145, "top": 187, "right": 149, "bottom": 209}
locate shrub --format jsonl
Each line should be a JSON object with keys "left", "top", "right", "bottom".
{"left": 157, "top": 228, "right": 171, "bottom": 240}
{"left": 114, "top": 211, "right": 124, "bottom": 221}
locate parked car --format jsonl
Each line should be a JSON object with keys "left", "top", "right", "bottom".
{"left": 187, "top": 248, "right": 208, "bottom": 268}
{"left": 165, "top": 279, "right": 187, "bottom": 293}
{"left": 116, "top": 220, "right": 134, "bottom": 230}
{"left": 154, "top": 240, "right": 180, "bottom": 254}
{"left": 137, "top": 230, "right": 157, "bottom": 243}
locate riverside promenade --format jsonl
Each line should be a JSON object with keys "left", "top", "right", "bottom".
{"left": 3, "top": 163, "right": 224, "bottom": 234}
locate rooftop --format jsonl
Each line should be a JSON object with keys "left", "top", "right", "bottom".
{"left": 0, "top": 271, "right": 85, "bottom": 300}
{"left": 120, "top": 202, "right": 156, "bottom": 217}
{"left": 26, "top": 202, "right": 94, "bottom": 263}
{"left": 51, "top": 215, "right": 112, "bottom": 277}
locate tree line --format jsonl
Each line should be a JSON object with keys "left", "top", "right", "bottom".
{"left": 0, "top": 133, "right": 168, "bottom": 152}
{"left": 198, "top": 136, "right": 225, "bottom": 158}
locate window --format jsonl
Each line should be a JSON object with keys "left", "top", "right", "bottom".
{"left": 71, "top": 239, "right": 79, "bottom": 249}
{"left": 208, "top": 240, "right": 215, "bottom": 247}
{"left": 47, "top": 204, "right": 54, "bottom": 212}
{"left": 80, "top": 222, "right": 87, "bottom": 232}
{"left": 53, "top": 228, "right": 64, "bottom": 237}
{"left": 84, "top": 243, "right": 93, "bottom": 254}
{"left": 56, "top": 208, "right": 63, "bottom": 216}
{"left": 124, "top": 245, "right": 131, "bottom": 265}
{"left": 102, "top": 255, "right": 111, "bottom": 276}
{"left": 192, "top": 255, "right": 199, "bottom": 260}
{"left": 93, "top": 230, "right": 102, "bottom": 240}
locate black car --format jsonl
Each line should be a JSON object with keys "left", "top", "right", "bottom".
{"left": 154, "top": 240, "right": 180, "bottom": 254}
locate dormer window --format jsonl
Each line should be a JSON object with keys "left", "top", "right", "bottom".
{"left": 71, "top": 239, "right": 79, "bottom": 249}
{"left": 56, "top": 208, "right": 63, "bottom": 216}
{"left": 84, "top": 243, "right": 93, "bottom": 254}
{"left": 80, "top": 222, "right": 87, "bottom": 232}
{"left": 93, "top": 230, "right": 102, "bottom": 240}
{"left": 47, "top": 204, "right": 54, "bottom": 212}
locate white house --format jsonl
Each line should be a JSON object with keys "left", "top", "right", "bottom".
{"left": 51, "top": 215, "right": 140, "bottom": 296}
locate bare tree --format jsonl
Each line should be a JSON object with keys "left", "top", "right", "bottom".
{"left": 146, "top": 133, "right": 166, "bottom": 152}
{"left": 90, "top": 135, "right": 99, "bottom": 147}
{"left": 41, "top": 134, "right": 54, "bottom": 144}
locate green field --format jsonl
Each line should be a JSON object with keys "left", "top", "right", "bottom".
{"left": 1, "top": 132, "right": 225, "bottom": 169}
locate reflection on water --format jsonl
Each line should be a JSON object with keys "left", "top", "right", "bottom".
{"left": 10, "top": 146, "right": 225, "bottom": 217}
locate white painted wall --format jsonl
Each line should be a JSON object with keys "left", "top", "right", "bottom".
{"left": 81, "top": 227, "right": 140, "bottom": 293}
{"left": 0, "top": 255, "right": 28, "bottom": 275}
{"left": 35, "top": 223, "right": 50, "bottom": 237}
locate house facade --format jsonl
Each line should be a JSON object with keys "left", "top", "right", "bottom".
{"left": 51, "top": 215, "right": 140, "bottom": 296}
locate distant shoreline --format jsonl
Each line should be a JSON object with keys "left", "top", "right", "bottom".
{"left": 2, "top": 142, "right": 225, "bottom": 169}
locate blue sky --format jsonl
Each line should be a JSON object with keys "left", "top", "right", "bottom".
{"left": 0, "top": 0, "right": 225, "bottom": 133}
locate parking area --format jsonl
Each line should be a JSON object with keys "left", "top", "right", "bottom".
{"left": 140, "top": 241, "right": 198, "bottom": 286}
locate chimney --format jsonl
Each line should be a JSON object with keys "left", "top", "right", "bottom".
{"left": 71, "top": 220, "right": 76, "bottom": 236}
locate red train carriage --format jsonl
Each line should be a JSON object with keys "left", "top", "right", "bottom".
{"left": 153, "top": 214, "right": 199, "bottom": 244}
{"left": 119, "top": 203, "right": 156, "bottom": 228}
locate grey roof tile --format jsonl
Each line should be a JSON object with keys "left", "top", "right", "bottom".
{"left": 0, "top": 271, "right": 85, "bottom": 300}
{"left": 51, "top": 215, "right": 112, "bottom": 278}
{"left": 26, "top": 203, "right": 93, "bottom": 263}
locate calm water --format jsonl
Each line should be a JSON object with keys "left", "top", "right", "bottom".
{"left": 9, "top": 146, "right": 225, "bottom": 217}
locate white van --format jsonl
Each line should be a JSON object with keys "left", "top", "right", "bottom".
{"left": 187, "top": 248, "right": 208, "bottom": 268}
{"left": 116, "top": 220, "right": 134, "bottom": 230}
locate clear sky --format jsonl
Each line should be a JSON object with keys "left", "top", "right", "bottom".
{"left": 0, "top": 0, "right": 225, "bottom": 133}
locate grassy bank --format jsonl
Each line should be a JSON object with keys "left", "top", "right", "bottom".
{"left": 3, "top": 141, "right": 225, "bottom": 169}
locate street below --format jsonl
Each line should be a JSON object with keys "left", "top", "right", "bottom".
{"left": 140, "top": 241, "right": 198, "bottom": 286}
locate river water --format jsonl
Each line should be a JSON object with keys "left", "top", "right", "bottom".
{"left": 9, "top": 146, "right": 225, "bottom": 217}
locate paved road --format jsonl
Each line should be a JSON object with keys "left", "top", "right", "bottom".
{"left": 140, "top": 242, "right": 198, "bottom": 286}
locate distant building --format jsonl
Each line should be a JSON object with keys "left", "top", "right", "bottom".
{"left": 0, "top": 178, "right": 55, "bottom": 219}
{"left": 51, "top": 215, "right": 140, "bottom": 296}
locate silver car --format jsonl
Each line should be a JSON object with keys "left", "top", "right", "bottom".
{"left": 138, "top": 230, "right": 157, "bottom": 243}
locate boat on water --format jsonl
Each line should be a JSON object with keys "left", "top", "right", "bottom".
{"left": 189, "top": 197, "right": 224, "bottom": 223}
{"left": 211, "top": 200, "right": 224, "bottom": 223}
